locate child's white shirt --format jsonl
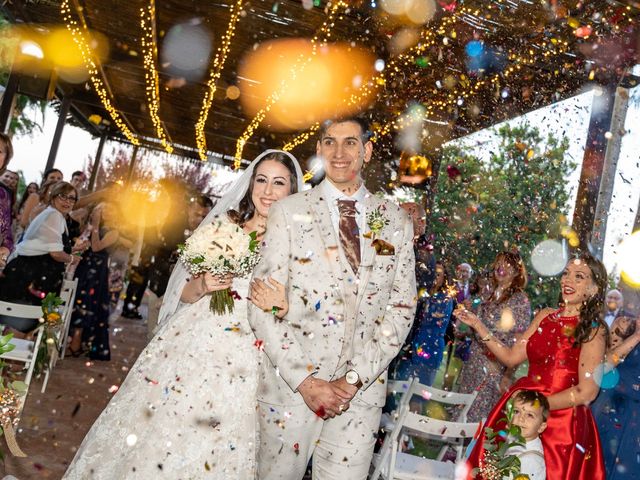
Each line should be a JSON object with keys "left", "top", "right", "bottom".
{"left": 505, "top": 437, "right": 546, "bottom": 479}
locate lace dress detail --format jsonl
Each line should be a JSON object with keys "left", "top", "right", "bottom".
{"left": 64, "top": 277, "right": 259, "bottom": 479}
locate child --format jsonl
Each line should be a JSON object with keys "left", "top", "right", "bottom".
{"left": 507, "top": 389, "right": 548, "bottom": 479}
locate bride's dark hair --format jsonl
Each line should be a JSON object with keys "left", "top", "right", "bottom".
{"left": 227, "top": 151, "right": 299, "bottom": 226}
{"left": 570, "top": 252, "right": 609, "bottom": 346}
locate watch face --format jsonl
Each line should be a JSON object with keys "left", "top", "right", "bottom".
{"left": 346, "top": 371, "right": 358, "bottom": 384}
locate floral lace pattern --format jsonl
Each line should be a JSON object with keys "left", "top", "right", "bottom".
{"left": 64, "top": 278, "right": 260, "bottom": 479}
{"left": 457, "top": 290, "right": 531, "bottom": 423}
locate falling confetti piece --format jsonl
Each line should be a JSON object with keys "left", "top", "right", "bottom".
{"left": 126, "top": 434, "right": 137, "bottom": 446}
{"left": 108, "top": 385, "right": 119, "bottom": 394}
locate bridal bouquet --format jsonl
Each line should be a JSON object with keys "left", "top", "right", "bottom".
{"left": 178, "top": 218, "right": 260, "bottom": 315}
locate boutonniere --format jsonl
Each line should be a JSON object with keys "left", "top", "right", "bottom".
{"left": 364, "top": 207, "right": 395, "bottom": 255}
{"left": 364, "top": 207, "right": 390, "bottom": 240}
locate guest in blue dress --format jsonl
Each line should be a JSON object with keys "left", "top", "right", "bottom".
{"left": 396, "top": 261, "right": 456, "bottom": 385}
{"left": 591, "top": 312, "right": 640, "bottom": 479}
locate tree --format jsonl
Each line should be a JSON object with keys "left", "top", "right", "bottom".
{"left": 84, "top": 147, "right": 154, "bottom": 190}
{"left": 159, "top": 158, "right": 214, "bottom": 195}
{"left": 429, "top": 123, "right": 575, "bottom": 308}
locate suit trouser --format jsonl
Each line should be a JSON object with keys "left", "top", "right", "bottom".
{"left": 257, "top": 397, "right": 382, "bottom": 480}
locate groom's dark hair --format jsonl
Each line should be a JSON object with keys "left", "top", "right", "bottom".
{"left": 228, "top": 151, "right": 299, "bottom": 227}
{"left": 318, "top": 116, "right": 372, "bottom": 143}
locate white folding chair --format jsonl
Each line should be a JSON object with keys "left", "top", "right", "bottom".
{"left": 57, "top": 278, "right": 79, "bottom": 361}
{"left": 372, "top": 378, "right": 479, "bottom": 479}
{"left": 40, "top": 278, "right": 79, "bottom": 393}
{"left": 0, "top": 301, "right": 45, "bottom": 416}
{"left": 373, "top": 409, "right": 480, "bottom": 479}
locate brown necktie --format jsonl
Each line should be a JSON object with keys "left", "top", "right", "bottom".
{"left": 337, "top": 199, "right": 361, "bottom": 273}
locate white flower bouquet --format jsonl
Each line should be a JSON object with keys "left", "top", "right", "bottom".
{"left": 178, "top": 217, "right": 260, "bottom": 315}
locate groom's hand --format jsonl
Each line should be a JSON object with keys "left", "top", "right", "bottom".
{"left": 297, "top": 376, "right": 351, "bottom": 419}
{"left": 329, "top": 376, "right": 358, "bottom": 401}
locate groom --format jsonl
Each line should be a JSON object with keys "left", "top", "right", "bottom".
{"left": 249, "top": 116, "right": 416, "bottom": 479}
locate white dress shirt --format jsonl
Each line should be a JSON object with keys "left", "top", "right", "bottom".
{"left": 604, "top": 308, "right": 619, "bottom": 328}
{"left": 505, "top": 437, "right": 546, "bottom": 480}
{"left": 321, "top": 180, "right": 367, "bottom": 252}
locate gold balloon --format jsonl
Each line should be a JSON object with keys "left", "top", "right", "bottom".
{"left": 238, "top": 39, "right": 376, "bottom": 131}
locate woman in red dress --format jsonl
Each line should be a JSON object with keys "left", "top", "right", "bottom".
{"left": 457, "top": 253, "right": 608, "bottom": 480}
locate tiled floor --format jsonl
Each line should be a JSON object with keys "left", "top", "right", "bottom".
{"left": 3, "top": 313, "right": 148, "bottom": 479}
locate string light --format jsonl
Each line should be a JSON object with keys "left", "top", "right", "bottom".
{"left": 195, "top": 0, "right": 244, "bottom": 160}
{"left": 140, "top": 0, "right": 173, "bottom": 153}
{"left": 61, "top": 0, "right": 139, "bottom": 145}
{"left": 234, "top": 0, "right": 349, "bottom": 168}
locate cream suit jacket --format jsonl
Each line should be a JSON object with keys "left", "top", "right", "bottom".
{"left": 248, "top": 183, "right": 417, "bottom": 407}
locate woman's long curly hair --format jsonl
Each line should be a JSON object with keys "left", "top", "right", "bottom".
{"left": 568, "top": 252, "right": 609, "bottom": 346}
{"left": 488, "top": 250, "right": 527, "bottom": 304}
{"left": 227, "top": 151, "right": 299, "bottom": 226}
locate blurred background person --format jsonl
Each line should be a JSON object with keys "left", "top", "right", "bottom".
{"left": 147, "top": 192, "right": 212, "bottom": 340}
{"left": 19, "top": 179, "right": 58, "bottom": 230}
{"left": 604, "top": 289, "right": 624, "bottom": 328}
{"left": 42, "top": 168, "right": 63, "bottom": 184}
{"left": 15, "top": 181, "right": 38, "bottom": 217}
{"left": 457, "top": 250, "right": 531, "bottom": 422}
{"left": 395, "top": 261, "right": 456, "bottom": 387}
{"left": 0, "top": 169, "right": 19, "bottom": 205}
{"left": 68, "top": 202, "right": 121, "bottom": 360}
{"left": 400, "top": 201, "right": 435, "bottom": 293}
{"left": 0, "top": 133, "right": 14, "bottom": 270}
{"left": 70, "top": 170, "right": 88, "bottom": 195}
{"left": 591, "top": 312, "right": 640, "bottom": 480}
{"left": 0, "top": 182, "right": 83, "bottom": 333}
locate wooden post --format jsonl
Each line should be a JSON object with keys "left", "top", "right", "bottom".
{"left": 0, "top": 72, "right": 19, "bottom": 134}
{"left": 571, "top": 84, "right": 616, "bottom": 248}
{"left": 44, "top": 95, "right": 72, "bottom": 172}
{"left": 87, "top": 131, "right": 107, "bottom": 191}
{"left": 126, "top": 144, "right": 140, "bottom": 184}
{"left": 590, "top": 73, "right": 639, "bottom": 259}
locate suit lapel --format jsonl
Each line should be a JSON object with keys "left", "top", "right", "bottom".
{"left": 355, "top": 192, "right": 380, "bottom": 309}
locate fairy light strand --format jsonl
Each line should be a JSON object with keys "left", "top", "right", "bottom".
{"left": 233, "top": 0, "right": 349, "bottom": 168}
{"left": 195, "top": 0, "right": 244, "bottom": 161}
{"left": 140, "top": 0, "right": 173, "bottom": 153}
{"left": 61, "top": 0, "right": 139, "bottom": 145}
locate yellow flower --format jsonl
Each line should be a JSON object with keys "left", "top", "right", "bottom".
{"left": 47, "top": 312, "right": 61, "bottom": 323}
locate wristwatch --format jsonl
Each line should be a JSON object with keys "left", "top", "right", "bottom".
{"left": 345, "top": 369, "right": 363, "bottom": 389}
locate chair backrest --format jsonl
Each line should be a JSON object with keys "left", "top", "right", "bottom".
{"left": 57, "top": 278, "right": 79, "bottom": 360}
{"left": 399, "top": 409, "right": 481, "bottom": 462}
{"left": 0, "top": 302, "right": 43, "bottom": 320}
{"left": 408, "top": 380, "right": 478, "bottom": 422}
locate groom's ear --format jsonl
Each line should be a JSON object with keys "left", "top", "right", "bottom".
{"left": 363, "top": 140, "right": 372, "bottom": 164}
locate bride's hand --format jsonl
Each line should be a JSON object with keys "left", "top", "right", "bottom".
{"left": 250, "top": 277, "right": 288, "bottom": 319}
{"left": 181, "top": 273, "right": 234, "bottom": 303}
{"left": 199, "top": 273, "right": 233, "bottom": 294}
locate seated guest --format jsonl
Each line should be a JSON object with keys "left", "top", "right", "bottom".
{"left": 506, "top": 390, "right": 548, "bottom": 480}
{"left": 0, "top": 182, "right": 82, "bottom": 332}
{"left": 591, "top": 312, "right": 640, "bottom": 480}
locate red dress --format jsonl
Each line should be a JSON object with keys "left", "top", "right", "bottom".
{"left": 466, "top": 310, "right": 605, "bottom": 480}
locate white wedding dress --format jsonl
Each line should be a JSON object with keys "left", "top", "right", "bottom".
{"left": 64, "top": 277, "right": 260, "bottom": 479}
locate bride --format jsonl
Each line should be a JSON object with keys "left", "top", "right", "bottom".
{"left": 63, "top": 150, "right": 303, "bottom": 479}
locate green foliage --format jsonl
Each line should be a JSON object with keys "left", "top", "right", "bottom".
{"left": 429, "top": 123, "right": 575, "bottom": 309}
{"left": 472, "top": 400, "right": 528, "bottom": 479}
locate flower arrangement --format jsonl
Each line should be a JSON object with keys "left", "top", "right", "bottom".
{"left": 0, "top": 333, "right": 27, "bottom": 458}
{"left": 473, "top": 399, "right": 529, "bottom": 480}
{"left": 178, "top": 217, "right": 260, "bottom": 315}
